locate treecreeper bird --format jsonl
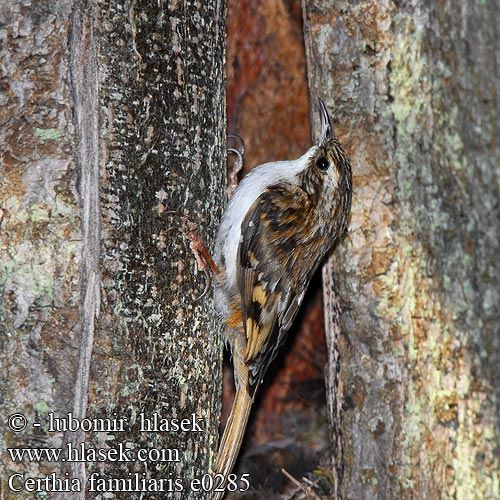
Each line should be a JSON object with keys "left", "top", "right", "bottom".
{"left": 212, "top": 98, "right": 352, "bottom": 499}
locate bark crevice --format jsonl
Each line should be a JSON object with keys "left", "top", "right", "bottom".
{"left": 66, "top": 4, "right": 100, "bottom": 495}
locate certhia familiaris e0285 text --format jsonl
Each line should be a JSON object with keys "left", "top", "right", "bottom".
{"left": 212, "top": 98, "right": 352, "bottom": 499}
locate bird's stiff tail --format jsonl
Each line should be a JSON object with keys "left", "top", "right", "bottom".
{"left": 212, "top": 387, "right": 254, "bottom": 500}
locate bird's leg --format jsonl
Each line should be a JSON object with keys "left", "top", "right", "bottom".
{"left": 160, "top": 210, "right": 219, "bottom": 300}
{"left": 227, "top": 134, "right": 245, "bottom": 198}
{"left": 181, "top": 216, "right": 220, "bottom": 299}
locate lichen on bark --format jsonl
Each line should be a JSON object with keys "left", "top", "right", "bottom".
{"left": 0, "top": 1, "right": 82, "bottom": 495}
{"left": 85, "top": 1, "right": 226, "bottom": 498}
{"left": 303, "top": 1, "right": 499, "bottom": 499}
{"left": 1, "top": 1, "right": 226, "bottom": 498}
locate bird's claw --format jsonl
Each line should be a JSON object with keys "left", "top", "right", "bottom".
{"left": 227, "top": 135, "right": 245, "bottom": 198}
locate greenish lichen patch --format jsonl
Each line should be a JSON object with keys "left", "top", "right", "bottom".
{"left": 1, "top": 242, "right": 55, "bottom": 301}
{"left": 29, "top": 203, "right": 51, "bottom": 222}
{"left": 34, "top": 127, "right": 63, "bottom": 140}
{"left": 389, "top": 6, "right": 500, "bottom": 500}
{"left": 33, "top": 400, "right": 52, "bottom": 414}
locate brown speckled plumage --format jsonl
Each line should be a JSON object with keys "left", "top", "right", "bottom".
{"left": 212, "top": 99, "right": 352, "bottom": 499}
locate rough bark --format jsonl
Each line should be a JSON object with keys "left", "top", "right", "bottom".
{"left": 303, "top": 1, "right": 500, "bottom": 499}
{"left": 0, "top": 0, "right": 83, "bottom": 495}
{"left": 1, "top": 1, "right": 225, "bottom": 499}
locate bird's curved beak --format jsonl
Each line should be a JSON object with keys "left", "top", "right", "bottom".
{"left": 319, "top": 97, "right": 333, "bottom": 145}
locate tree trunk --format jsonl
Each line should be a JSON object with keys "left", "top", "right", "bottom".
{"left": 303, "top": 1, "right": 500, "bottom": 499}
{"left": 1, "top": 1, "right": 225, "bottom": 499}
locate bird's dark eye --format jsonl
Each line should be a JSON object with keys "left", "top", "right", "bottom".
{"left": 315, "top": 156, "right": 330, "bottom": 171}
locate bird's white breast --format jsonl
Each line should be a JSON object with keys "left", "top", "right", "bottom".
{"left": 214, "top": 146, "right": 317, "bottom": 297}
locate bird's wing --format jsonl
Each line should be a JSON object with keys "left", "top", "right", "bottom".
{"left": 236, "top": 183, "right": 322, "bottom": 393}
